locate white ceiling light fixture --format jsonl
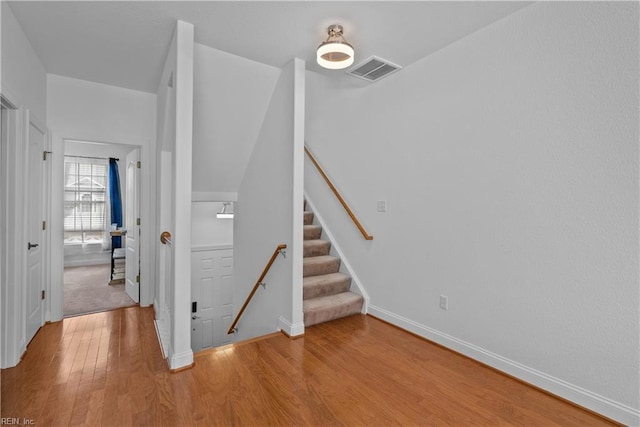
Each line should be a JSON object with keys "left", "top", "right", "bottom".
{"left": 216, "top": 202, "right": 234, "bottom": 219}
{"left": 317, "top": 24, "right": 354, "bottom": 70}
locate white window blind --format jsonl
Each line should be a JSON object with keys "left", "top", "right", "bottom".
{"left": 64, "top": 157, "right": 108, "bottom": 245}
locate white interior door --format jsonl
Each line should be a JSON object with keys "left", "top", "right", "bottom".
{"left": 25, "top": 114, "right": 46, "bottom": 344}
{"left": 191, "top": 248, "right": 233, "bottom": 352}
{"left": 125, "top": 148, "right": 140, "bottom": 303}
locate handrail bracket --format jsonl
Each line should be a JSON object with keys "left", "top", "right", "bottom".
{"left": 226, "top": 243, "right": 288, "bottom": 335}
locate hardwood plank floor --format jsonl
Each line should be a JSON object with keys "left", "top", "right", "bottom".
{"left": 1, "top": 307, "right": 617, "bottom": 426}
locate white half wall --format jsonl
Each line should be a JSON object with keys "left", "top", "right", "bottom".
{"left": 191, "top": 202, "right": 233, "bottom": 249}
{"left": 47, "top": 74, "right": 157, "bottom": 317}
{"left": 233, "top": 58, "right": 305, "bottom": 341}
{"left": 305, "top": 2, "right": 638, "bottom": 424}
{"left": 192, "top": 43, "right": 279, "bottom": 194}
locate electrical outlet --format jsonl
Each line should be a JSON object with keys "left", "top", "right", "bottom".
{"left": 377, "top": 200, "right": 387, "bottom": 212}
{"left": 439, "top": 295, "right": 448, "bottom": 310}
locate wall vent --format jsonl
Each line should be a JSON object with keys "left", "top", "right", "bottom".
{"left": 346, "top": 56, "right": 402, "bottom": 82}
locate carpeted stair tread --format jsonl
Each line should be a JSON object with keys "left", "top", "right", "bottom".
{"left": 304, "top": 211, "right": 314, "bottom": 225}
{"left": 303, "top": 272, "right": 351, "bottom": 300}
{"left": 303, "top": 292, "right": 363, "bottom": 326}
{"left": 303, "top": 255, "right": 340, "bottom": 277}
{"left": 304, "top": 225, "right": 322, "bottom": 240}
{"left": 303, "top": 239, "right": 331, "bottom": 257}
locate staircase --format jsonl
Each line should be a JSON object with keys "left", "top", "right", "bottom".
{"left": 303, "top": 202, "right": 363, "bottom": 326}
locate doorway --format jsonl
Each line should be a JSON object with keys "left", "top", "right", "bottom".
{"left": 62, "top": 140, "right": 140, "bottom": 317}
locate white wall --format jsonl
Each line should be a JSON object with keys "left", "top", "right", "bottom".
{"left": 233, "top": 58, "right": 305, "bottom": 340}
{"left": 192, "top": 43, "right": 279, "bottom": 194}
{"left": 305, "top": 2, "right": 638, "bottom": 424}
{"left": 0, "top": 2, "right": 48, "bottom": 368}
{"left": 191, "top": 202, "right": 233, "bottom": 248}
{"left": 47, "top": 74, "right": 157, "bottom": 318}
{"left": 154, "top": 21, "right": 194, "bottom": 370}
{"left": 1, "top": 3, "right": 46, "bottom": 121}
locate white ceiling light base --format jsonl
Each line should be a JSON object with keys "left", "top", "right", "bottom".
{"left": 317, "top": 24, "right": 354, "bottom": 70}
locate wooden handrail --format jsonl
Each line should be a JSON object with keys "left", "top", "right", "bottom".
{"left": 304, "top": 146, "right": 373, "bottom": 240}
{"left": 227, "top": 244, "right": 287, "bottom": 334}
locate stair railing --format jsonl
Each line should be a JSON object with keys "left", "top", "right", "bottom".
{"left": 304, "top": 145, "right": 373, "bottom": 240}
{"left": 227, "top": 244, "right": 287, "bottom": 335}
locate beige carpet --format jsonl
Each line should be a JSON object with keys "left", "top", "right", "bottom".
{"left": 64, "top": 264, "right": 136, "bottom": 317}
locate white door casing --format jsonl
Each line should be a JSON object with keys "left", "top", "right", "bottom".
{"left": 191, "top": 248, "right": 233, "bottom": 352}
{"left": 25, "top": 112, "right": 47, "bottom": 345}
{"left": 125, "top": 148, "right": 140, "bottom": 303}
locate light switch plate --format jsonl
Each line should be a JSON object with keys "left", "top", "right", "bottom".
{"left": 377, "top": 200, "right": 387, "bottom": 212}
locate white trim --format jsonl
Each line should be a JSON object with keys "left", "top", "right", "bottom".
{"left": 168, "top": 349, "right": 194, "bottom": 370}
{"left": 368, "top": 304, "right": 640, "bottom": 426}
{"left": 290, "top": 58, "right": 305, "bottom": 329}
{"left": 303, "top": 194, "right": 370, "bottom": 313}
{"left": 154, "top": 317, "right": 170, "bottom": 359}
{"left": 191, "top": 244, "right": 233, "bottom": 252}
{"left": 50, "top": 137, "right": 152, "bottom": 321}
{"left": 19, "top": 108, "right": 29, "bottom": 353}
{"left": 23, "top": 109, "right": 47, "bottom": 343}
{"left": 42, "top": 126, "right": 52, "bottom": 322}
{"left": 191, "top": 191, "right": 237, "bottom": 202}
{"left": 63, "top": 258, "right": 111, "bottom": 268}
{"left": 0, "top": 95, "right": 23, "bottom": 368}
{"left": 169, "top": 20, "right": 195, "bottom": 371}
{"left": 278, "top": 316, "right": 305, "bottom": 337}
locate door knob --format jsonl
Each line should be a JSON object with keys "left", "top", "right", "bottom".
{"left": 192, "top": 315, "right": 200, "bottom": 320}
{"left": 160, "top": 231, "right": 172, "bottom": 245}
{"left": 28, "top": 242, "right": 39, "bottom": 250}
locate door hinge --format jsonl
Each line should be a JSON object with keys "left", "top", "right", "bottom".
{"left": 43, "top": 151, "right": 52, "bottom": 161}
{"left": 41, "top": 290, "right": 45, "bottom": 300}
{"left": 136, "top": 275, "right": 140, "bottom": 283}
{"left": 42, "top": 221, "right": 46, "bottom": 230}
{"left": 136, "top": 161, "right": 141, "bottom": 169}
{"left": 136, "top": 218, "right": 141, "bottom": 226}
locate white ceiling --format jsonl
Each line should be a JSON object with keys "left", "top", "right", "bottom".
{"left": 7, "top": 1, "right": 531, "bottom": 94}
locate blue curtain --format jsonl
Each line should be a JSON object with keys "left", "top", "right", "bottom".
{"left": 109, "top": 158, "right": 123, "bottom": 248}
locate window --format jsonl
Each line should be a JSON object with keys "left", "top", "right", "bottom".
{"left": 64, "top": 158, "right": 107, "bottom": 244}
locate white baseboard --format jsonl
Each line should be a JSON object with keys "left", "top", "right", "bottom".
{"left": 368, "top": 304, "right": 639, "bottom": 426}
{"left": 169, "top": 349, "right": 194, "bottom": 370}
{"left": 63, "top": 258, "right": 110, "bottom": 268}
{"left": 278, "top": 316, "right": 305, "bottom": 337}
{"left": 154, "top": 317, "right": 170, "bottom": 360}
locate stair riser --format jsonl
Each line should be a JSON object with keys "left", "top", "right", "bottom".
{"left": 304, "top": 226, "right": 322, "bottom": 240}
{"left": 304, "top": 212, "right": 314, "bottom": 225}
{"left": 303, "top": 242, "right": 331, "bottom": 257}
{"left": 304, "top": 278, "right": 350, "bottom": 300}
{"left": 303, "top": 259, "right": 340, "bottom": 277}
{"left": 304, "top": 298, "right": 363, "bottom": 327}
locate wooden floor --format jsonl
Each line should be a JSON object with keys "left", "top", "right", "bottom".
{"left": 2, "top": 307, "right": 617, "bottom": 426}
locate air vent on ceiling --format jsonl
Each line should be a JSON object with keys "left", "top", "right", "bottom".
{"left": 346, "top": 56, "right": 402, "bottom": 82}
